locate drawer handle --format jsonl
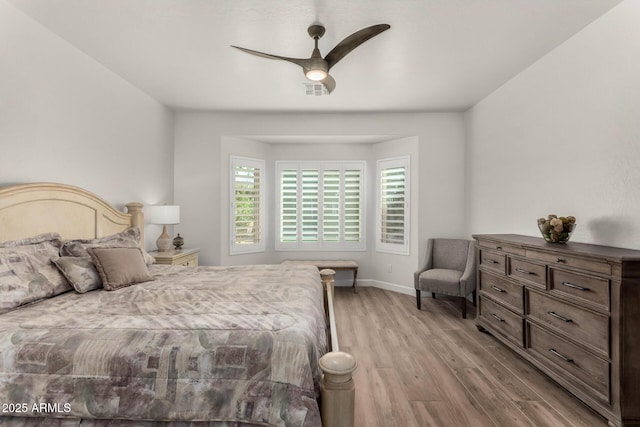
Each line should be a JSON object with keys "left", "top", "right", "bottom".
{"left": 515, "top": 268, "right": 535, "bottom": 275}
{"left": 496, "top": 246, "right": 502, "bottom": 250}
{"left": 491, "top": 313, "right": 505, "bottom": 322}
{"left": 491, "top": 285, "right": 506, "bottom": 293}
{"left": 485, "top": 259, "right": 499, "bottom": 264}
{"left": 548, "top": 311, "right": 573, "bottom": 323}
{"left": 556, "top": 258, "right": 566, "bottom": 263}
{"left": 561, "top": 281, "right": 590, "bottom": 292}
{"left": 549, "top": 348, "right": 573, "bottom": 363}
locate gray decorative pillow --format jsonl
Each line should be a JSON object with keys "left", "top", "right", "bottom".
{"left": 61, "top": 227, "right": 155, "bottom": 265}
{"left": 87, "top": 247, "right": 154, "bottom": 291}
{"left": 51, "top": 256, "right": 102, "bottom": 293}
{"left": 0, "top": 233, "right": 72, "bottom": 313}
{"left": 0, "top": 232, "right": 63, "bottom": 248}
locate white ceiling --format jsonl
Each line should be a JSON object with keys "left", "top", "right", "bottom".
{"left": 8, "top": 0, "right": 622, "bottom": 112}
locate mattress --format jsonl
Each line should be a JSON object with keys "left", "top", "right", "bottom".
{"left": 0, "top": 264, "right": 327, "bottom": 427}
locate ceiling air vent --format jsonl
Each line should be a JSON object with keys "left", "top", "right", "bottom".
{"left": 304, "top": 83, "right": 329, "bottom": 96}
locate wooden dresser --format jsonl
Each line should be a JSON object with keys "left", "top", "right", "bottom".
{"left": 473, "top": 234, "right": 640, "bottom": 427}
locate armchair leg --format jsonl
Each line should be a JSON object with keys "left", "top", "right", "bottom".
{"left": 432, "top": 292, "right": 436, "bottom": 299}
{"left": 460, "top": 297, "right": 467, "bottom": 319}
{"left": 472, "top": 290, "right": 477, "bottom": 307}
{"left": 416, "top": 290, "right": 421, "bottom": 310}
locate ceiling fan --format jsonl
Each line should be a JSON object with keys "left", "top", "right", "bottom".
{"left": 231, "top": 23, "right": 390, "bottom": 94}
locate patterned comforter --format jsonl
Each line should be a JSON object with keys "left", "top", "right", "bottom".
{"left": 0, "top": 264, "right": 327, "bottom": 427}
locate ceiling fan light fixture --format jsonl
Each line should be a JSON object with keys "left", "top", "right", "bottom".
{"left": 305, "top": 55, "right": 328, "bottom": 81}
{"left": 306, "top": 69, "right": 327, "bottom": 81}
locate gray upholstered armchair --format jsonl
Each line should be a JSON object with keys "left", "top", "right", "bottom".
{"left": 414, "top": 238, "right": 477, "bottom": 318}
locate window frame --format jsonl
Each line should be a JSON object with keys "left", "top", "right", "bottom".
{"left": 376, "top": 156, "right": 410, "bottom": 255}
{"left": 275, "top": 160, "right": 366, "bottom": 251}
{"left": 229, "top": 155, "right": 265, "bottom": 255}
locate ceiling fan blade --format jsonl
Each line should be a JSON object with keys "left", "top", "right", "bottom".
{"left": 231, "top": 45, "right": 307, "bottom": 67}
{"left": 321, "top": 74, "right": 336, "bottom": 94}
{"left": 324, "top": 24, "right": 390, "bottom": 70}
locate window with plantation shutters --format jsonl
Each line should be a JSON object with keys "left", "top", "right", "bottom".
{"left": 230, "top": 156, "right": 265, "bottom": 254}
{"left": 276, "top": 161, "right": 365, "bottom": 251}
{"left": 377, "top": 156, "right": 410, "bottom": 255}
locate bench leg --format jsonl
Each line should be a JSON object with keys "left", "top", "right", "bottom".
{"left": 353, "top": 268, "right": 358, "bottom": 293}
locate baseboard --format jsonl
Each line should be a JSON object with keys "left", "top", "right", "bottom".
{"left": 335, "top": 279, "right": 473, "bottom": 302}
{"left": 335, "top": 279, "right": 415, "bottom": 296}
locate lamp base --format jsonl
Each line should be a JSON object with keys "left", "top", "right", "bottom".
{"left": 156, "top": 225, "right": 172, "bottom": 252}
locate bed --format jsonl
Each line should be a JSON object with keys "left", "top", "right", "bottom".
{"left": 0, "top": 183, "right": 356, "bottom": 427}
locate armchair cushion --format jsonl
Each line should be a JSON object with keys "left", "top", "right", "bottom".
{"left": 433, "top": 239, "right": 470, "bottom": 271}
{"left": 417, "top": 268, "right": 463, "bottom": 295}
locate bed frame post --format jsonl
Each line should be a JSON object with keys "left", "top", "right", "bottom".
{"left": 126, "top": 202, "right": 144, "bottom": 242}
{"left": 319, "top": 352, "right": 357, "bottom": 427}
{"left": 320, "top": 269, "right": 334, "bottom": 324}
{"left": 319, "top": 269, "right": 357, "bottom": 427}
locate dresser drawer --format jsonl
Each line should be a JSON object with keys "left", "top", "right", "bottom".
{"left": 526, "top": 289, "right": 609, "bottom": 357}
{"left": 479, "top": 296, "right": 523, "bottom": 345}
{"left": 476, "top": 240, "right": 526, "bottom": 257}
{"left": 549, "top": 268, "right": 609, "bottom": 311}
{"left": 526, "top": 249, "right": 612, "bottom": 276}
{"left": 479, "top": 270, "right": 523, "bottom": 313}
{"left": 527, "top": 322, "right": 610, "bottom": 403}
{"left": 479, "top": 249, "right": 506, "bottom": 275}
{"left": 508, "top": 257, "right": 546, "bottom": 289}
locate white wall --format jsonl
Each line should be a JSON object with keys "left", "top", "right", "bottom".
{"left": 465, "top": 0, "right": 640, "bottom": 249}
{"left": 370, "top": 137, "right": 419, "bottom": 292}
{"left": 174, "top": 112, "right": 466, "bottom": 293}
{"left": 0, "top": 1, "right": 174, "bottom": 249}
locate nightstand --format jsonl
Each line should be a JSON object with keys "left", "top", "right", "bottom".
{"left": 150, "top": 248, "right": 199, "bottom": 267}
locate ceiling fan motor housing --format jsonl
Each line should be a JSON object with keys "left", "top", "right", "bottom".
{"left": 308, "top": 25, "right": 326, "bottom": 39}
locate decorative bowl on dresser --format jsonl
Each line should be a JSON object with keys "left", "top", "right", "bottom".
{"left": 473, "top": 234, "right": 640, "bottom": 427}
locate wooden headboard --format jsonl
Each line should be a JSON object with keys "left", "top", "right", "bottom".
{"left": 0, "top": 183, "right": 143, "bottom": 242}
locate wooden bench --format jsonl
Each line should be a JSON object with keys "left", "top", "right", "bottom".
{"left": 281, "top": 260, "right": 359, "bottom": 293}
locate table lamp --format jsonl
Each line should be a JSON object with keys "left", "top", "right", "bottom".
{"left": 149, "top": 205, "right": 180, "bottom": 251}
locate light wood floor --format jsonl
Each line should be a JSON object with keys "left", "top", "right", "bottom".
{"left": 333, "top": 286, "right": 608, "bottom": 427}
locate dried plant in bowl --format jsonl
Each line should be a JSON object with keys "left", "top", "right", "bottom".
{"left": 537, "top": 215, "right": 576, "bottom": 243}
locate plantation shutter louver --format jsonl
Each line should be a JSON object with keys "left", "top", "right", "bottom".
{"left": 344, "top": 169, "right": 362, "bottom": 242}
{"left": 377, "top": 157, "right": 410, "bottom": 255}
{"left": 301, "top": 170, "right": 319, "bottom": 242}
{"left": 234, "top": 165, "right": 260, "bottom": 244}
{"left": 230, "top": 156, "right": 265, "bottom": 254}
{"left": 380, "top": 166, "right": 405, "bottom": 244}
{"left": 323, "top": 170, "right": 340, "bottom": 242}
{"left": 280, "top": 169, "right": 298, "bottom": 243}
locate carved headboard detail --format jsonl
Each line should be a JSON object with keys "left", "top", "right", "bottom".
{"left": 0, "top": 183, "right": 143, "bottom": 242}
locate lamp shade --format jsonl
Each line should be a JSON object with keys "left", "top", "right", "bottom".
{"left": 149, "top": 205, "right": 180, "bottom": 225}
